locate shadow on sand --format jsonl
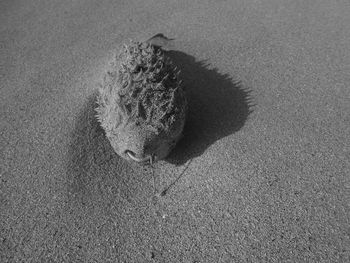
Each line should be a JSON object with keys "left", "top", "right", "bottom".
{"left": 165, "top": 50, "right": 253, "bottom": 165}
{"left": 66, "top": 50, "right": 253, "bottom": 195}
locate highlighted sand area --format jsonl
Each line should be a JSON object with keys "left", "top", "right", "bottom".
{"left": 1, "top": 0, "right": 349, "bottom": 261}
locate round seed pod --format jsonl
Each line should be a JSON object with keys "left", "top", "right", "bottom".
{"left": 96, "top": 41, "right": 187, "bottom": 163}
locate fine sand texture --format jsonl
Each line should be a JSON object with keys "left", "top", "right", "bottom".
{"left": 1, "top": 0, "right": 350, "bottom": 262}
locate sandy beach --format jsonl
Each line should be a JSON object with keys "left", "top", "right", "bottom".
{"left": 1, "top": 0, "right": 349, "bottom": 262}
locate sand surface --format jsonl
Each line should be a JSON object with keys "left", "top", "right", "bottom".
{"left": 1, "top": 0, "right": 350, "bottom": 262}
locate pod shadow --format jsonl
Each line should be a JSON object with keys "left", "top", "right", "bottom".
{"left": 165, "top": 50, "right": 254, "bottom": 165}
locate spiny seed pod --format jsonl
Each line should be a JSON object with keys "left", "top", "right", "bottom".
{"left": 96, "top": 40, "right": 187, "bottom": 163}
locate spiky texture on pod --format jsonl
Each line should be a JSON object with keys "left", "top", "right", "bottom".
{"left": 95, "top": 41, "right": 187, "bottom": 160}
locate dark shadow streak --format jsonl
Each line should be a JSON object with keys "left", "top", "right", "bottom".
{"left": 158, "top": 158, "right": 193, "bottom": 196}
